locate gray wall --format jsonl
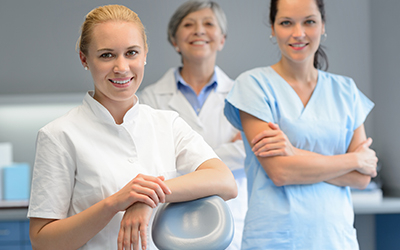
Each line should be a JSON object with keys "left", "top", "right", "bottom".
{"left": 370, "top": 0, "right": 400, "bottom": 196}
{"left": 1, "top": 1, "right": 398, "bottom": 194}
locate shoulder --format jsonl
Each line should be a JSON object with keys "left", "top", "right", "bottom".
{"left": 39, "top": 105, "right": 83, "bottom": 135}
{"left": 320, "top": 71, "right": 355, "bottom": 87}
{"left": 141, "top": 68, "right": 176, "bottom": 94}
{"left": 236, "top": 67, "right": 272, "bottom": 83}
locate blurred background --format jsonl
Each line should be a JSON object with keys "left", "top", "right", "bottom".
{"left": 0, "top": 1, "right": 399, "bottom": 249}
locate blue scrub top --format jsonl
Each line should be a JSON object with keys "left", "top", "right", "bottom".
{"left": 224, "top": 67, "right": 374, "bottom": 250}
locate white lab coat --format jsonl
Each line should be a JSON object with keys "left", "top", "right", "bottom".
{"left": 140, "top": 67, "right": 247, "bottom": 250}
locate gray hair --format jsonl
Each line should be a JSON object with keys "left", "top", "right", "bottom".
{"left": 167, "top": 1, "right": 227, "bottom": 46}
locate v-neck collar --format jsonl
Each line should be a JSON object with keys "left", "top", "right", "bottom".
{"left": 268, "top": 67, "right": 321, "bottom": 117}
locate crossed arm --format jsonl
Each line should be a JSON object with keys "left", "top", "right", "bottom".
{"left": 240, "top": 111, "right": 378, "bottom": 189}
{"left": 29, "top": 158, "right": 237, "bottom": 250}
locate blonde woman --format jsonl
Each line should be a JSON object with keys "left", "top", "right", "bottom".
{"left": 28, "top": 5, "right": 236, "bottom": 250}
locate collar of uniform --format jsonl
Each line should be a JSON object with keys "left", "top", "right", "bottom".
{"left": 175, "top": 67, "right": 218, "bottom": 92}
{"left": 83, "top": 91, "right": 140, "bottom": 125}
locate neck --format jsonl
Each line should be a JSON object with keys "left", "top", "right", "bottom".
{"left": 272, "top": 58, "right": 318, "bottom": 87}
{"left": 180, "top": 59, "right": 216, "bottom": 95}
{"left": 93, "top": 92, "right": 136, "bottom": 125}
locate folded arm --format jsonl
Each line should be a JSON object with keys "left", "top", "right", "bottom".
{"left": 118, "top": 157, "right": 237, "bottom": 250}
{"left": 240, "top": 111, "right": 377, "bottom": 187}
{"left": 30, "top": 174, "right": 171, "bottom": 250}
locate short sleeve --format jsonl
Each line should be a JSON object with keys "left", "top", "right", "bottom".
{"left": 173, "top": 116, "right": 218, "bottom": 174}
{"left": 224, "top": 68, "right": 276, "bottom": 132}
{"left": 350, "top": 79, "right": 374, "bottom": 130}
{"left": 28, "top": 128, "right": 76, "bottom": 219}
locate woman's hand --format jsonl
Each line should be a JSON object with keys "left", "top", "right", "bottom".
{"left": 118, "top": 202, "right": 153, "bottom": 250}
{"left": 251, "top": 122, "right": 296, "bottom": 157}
{"left": 231, "top": 132, "right": 242, "bottom": 142}
{"left": 108, "top": 174, "right": 171, "bottom": 213}
{"left": 353, "top": 138, "right": 378, "bottom": 177}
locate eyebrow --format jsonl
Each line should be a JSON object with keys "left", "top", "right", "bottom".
{"left": 183, "top": 16, "right": 215, "bottom": 22}
{"left": 96, "top": 45, "right": 141, "bottom": 53}
{"left": 277, "top": 14, "right": 318, "bottom": 20}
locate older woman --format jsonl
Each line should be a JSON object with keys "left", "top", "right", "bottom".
{"left": 140, "top": 1, "right": 246, "bottom": 249}
{"left": 28, "top": 5, "right": 237, "bottom": 250}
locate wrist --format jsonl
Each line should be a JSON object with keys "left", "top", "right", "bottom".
{"left": 103, "top": 196, "right": 121, "bottom": 215}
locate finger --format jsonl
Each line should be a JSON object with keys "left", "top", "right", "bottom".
{"left": 141, "top": 175, "right": 171, "bottom": 195}
{"left": 362, "top": 137, "right": 373, "bottom": 148}
{"left": 131, "top": 225, "right": 140, "bottom": 250}
{"left": 257, "top": 149, "right": 285, "bottom": 157}
{"left": 140, "top": 223, "right": 148, "bottom": 250}
{"left": 251, "top": 130, "right": 276, "bottom": 145}
{"left": 123, "top": 221, "right": 132, "bottom": 250}
{"left": 268, "top": 122, "right": 280, "bottom": 130}
{"left": 117, "top": 226, "right": 124, "bottom": 250}
{"left": 133, "top": 187, "right": 160, "bottom": 207}
{"left": 130, "top": 193, "right": 157, "bottom": 208}
{"left": 252, "top": 136, "right": 283, "bottom": 152}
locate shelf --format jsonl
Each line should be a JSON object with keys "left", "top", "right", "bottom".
{"left": 0, "top": 197, "right": 400, "bottom": 221}
{"left": 354, "top": 197, "right": 400, "bottom": 214}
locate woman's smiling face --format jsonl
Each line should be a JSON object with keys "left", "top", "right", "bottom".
{"left": 80, "top": 20, "right": 147, "bottom": 106}
{"left": 272, "top": 0, "right": 325, "bottom": 66}
{"left": 173, "top": 8, "right": 225, "bottom": 63}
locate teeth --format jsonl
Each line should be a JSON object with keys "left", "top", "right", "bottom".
{"left": 291, "top": 44, "right": 306, "bottom": 47}
{"left": 192, "top": 41, "right": 207, "bottom": 45}
{"left": 111, "top": 79, "right": 131, "bottom": 84}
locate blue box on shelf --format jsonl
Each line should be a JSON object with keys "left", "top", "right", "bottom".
{"left": 2, "top": 163, "right": 30, "bottom": 200}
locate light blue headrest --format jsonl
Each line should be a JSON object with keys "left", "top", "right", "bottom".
{"left": 152, "top": 195, "right": 234, "bottom": 250}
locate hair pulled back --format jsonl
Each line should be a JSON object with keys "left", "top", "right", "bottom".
{"left": 77, "top": 4, "right": 148, "bottom": 55}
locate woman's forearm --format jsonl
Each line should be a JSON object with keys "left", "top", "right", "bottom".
{"left": 295, "top": 148, "right": 371, "bottom": 189}
{"left": 259, "top": 152, "right": 359, "bottom": 186}
{"left": 30, "top": 198, "right": 117, "bottom": 250}
{"left": 165, "top": 158, "right": 237, "bottom": 202}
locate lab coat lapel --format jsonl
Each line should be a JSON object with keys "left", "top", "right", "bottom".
{"left": 168, "top": 91, "right": 204, "bottom": 132}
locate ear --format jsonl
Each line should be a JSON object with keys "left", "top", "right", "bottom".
{"left": 271, "top": 25, "right": 276, "bottom": 37}
{"left": 171, "top": 39, "right": 181, "bottom": 53}
{"left": 321, "top": 22, "right": 326, "bottom": 35}
{"left": 79, "top": 51, "right": 88, "bottom": 68}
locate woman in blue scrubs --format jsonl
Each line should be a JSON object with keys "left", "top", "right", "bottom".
{"left": 224, "top": 0, "right": 378, "bottom": 249}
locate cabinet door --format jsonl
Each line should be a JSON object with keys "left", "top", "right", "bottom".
{"left": 0, "top": 245, "right": 20, "bottom": 250}
{"left": 0, "top": 222, "right": 20, "bottom": 242}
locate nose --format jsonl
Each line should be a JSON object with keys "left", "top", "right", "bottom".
{"left": 194, "top": 23, "right": 205, "bottom": 36}
{"left": 292, "top": 23, "right": 305, "bottom": 38}
{"left": 113, "top": 56, "right": 129, "bottom": 74}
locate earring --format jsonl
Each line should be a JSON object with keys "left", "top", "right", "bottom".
{"left": 269, "top": 35, "right": 277, "bottom": 45}
{"left": 144, "top": 61, "right": 147, "bottom": 66}
{"left": 84, "top": 66, "right": 88, "bottom": 71}
{"left": 321, "top": 33, "right": 327, "bottom": 43}
{"left": 175, "top": 46, "right": 180, "bottom": 53}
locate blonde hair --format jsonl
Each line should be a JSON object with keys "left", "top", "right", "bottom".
{"left": 77, "top": 5, "right": 148, "bottom": 55}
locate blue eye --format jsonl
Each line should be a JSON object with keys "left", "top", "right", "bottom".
{"left": 280, "top": 21, "right": 291, "bottom": 26}
{"left": 305, "top": 20, "right": 316, "bottom": 25}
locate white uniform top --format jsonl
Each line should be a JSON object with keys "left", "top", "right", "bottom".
{"left": 28, "top": 91, "right": 218, "bottom": 250}
{"left": 140, "top": 67, "right": 247, "bottom": 250}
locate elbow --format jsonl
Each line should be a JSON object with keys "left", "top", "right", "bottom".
{"left": 354, "top": 175, "right": 372, "bottom": 190}
{"left": 270, "top": 175, "right": 286, "bottom": 187}
{"left": 265, "top": 167, "right": 288, "bottom": 187}
{"left": 222, "top": 174, "right": 238, "bottom": 201}
{"left": 218, "top": 169, "right": 238, "bottom": 201}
